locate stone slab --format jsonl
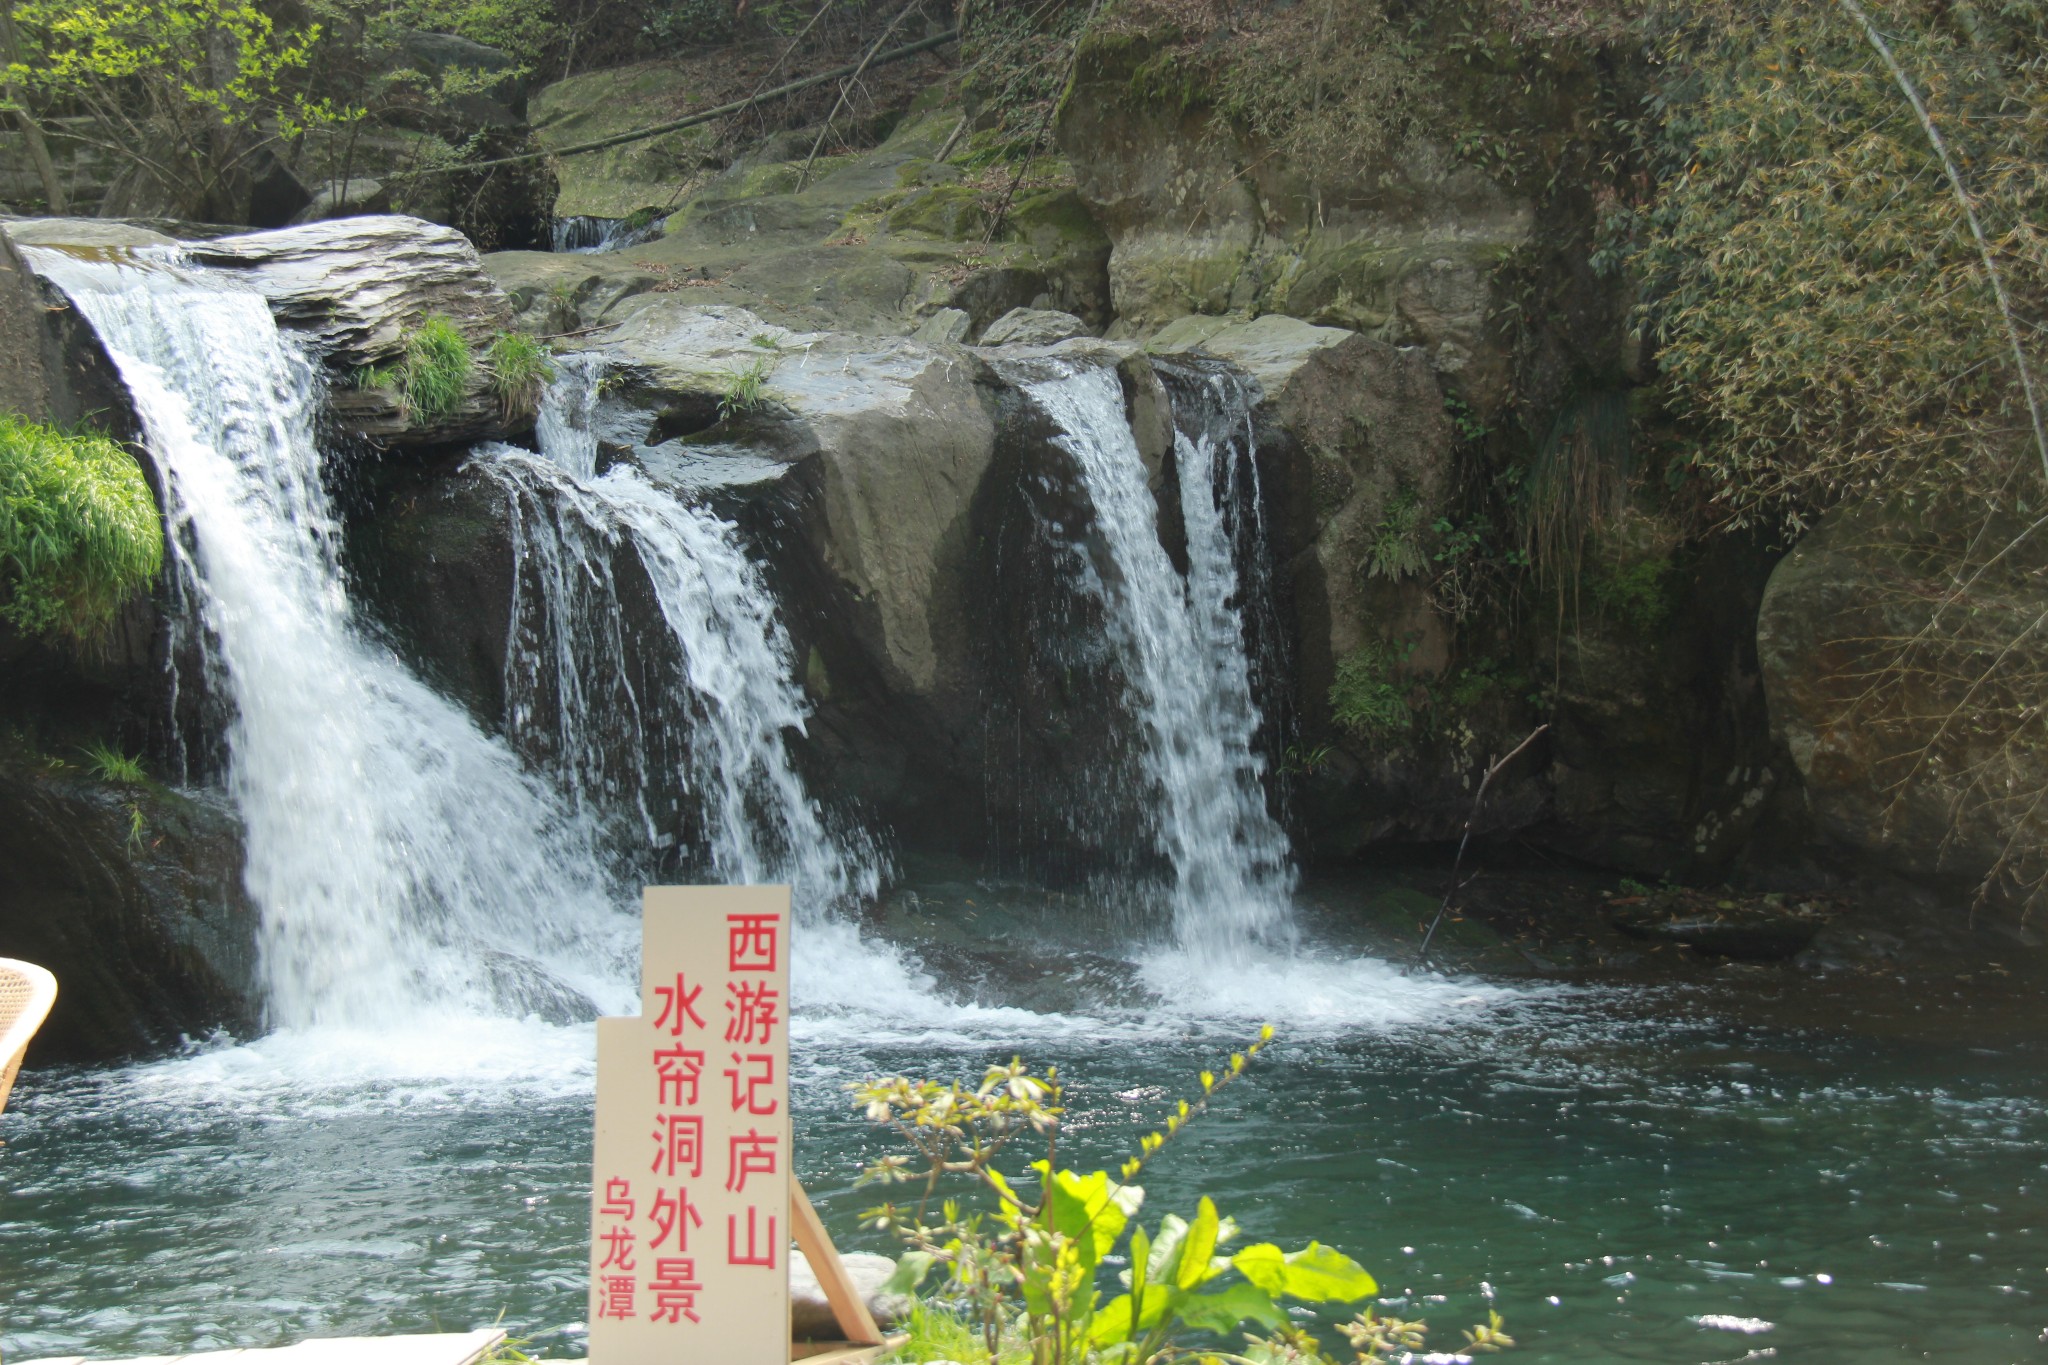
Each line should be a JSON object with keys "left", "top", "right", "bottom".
{"left": 18, "top": 1328, "right": 505, "bottom": 1365}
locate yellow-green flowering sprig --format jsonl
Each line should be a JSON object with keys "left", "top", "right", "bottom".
{"left": 1117, "top": 1023, "right": 1274, "bottom": 1184}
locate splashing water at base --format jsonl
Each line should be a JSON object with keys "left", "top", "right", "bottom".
{"left": 27, "top": 250, "right": 639, "bottom": 1030}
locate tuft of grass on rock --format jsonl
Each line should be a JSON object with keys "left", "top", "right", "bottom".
{"left": 399, "top": 315, "right": 474, "bottom": 425}
{"left": 80, "top": 740, "right": 144, "bottom": 783}
{"left": 0, "top": 414, "right": 162, "bottom": 640}
{"left": 485, "top": 331, "right": 554, "bottom": 423}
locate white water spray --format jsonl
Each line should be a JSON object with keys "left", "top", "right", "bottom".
{"left": 1004, "top": 356, "right": 1295, "bottom": 956}
{"left": 30, "top": 250, "right": 636, "bottom": 1029}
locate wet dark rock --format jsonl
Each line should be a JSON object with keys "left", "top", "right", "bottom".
{"left": 979, "top": 307, "right": 1091, "bottom": 347}
{"left": 1756, "top": 511, "right": 2048, "bottom": 913}
{"left": 346, "top": 454, "right": 519, "bottom": 729}
{"left": 1608, "top": 889, "right": 1842, "bottom": 961}
{"left": 0, "top": 756, "right": 257, "bottom": 1061}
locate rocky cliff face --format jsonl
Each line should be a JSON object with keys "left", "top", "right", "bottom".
{"left": 7, "top": 15, "right": 2037, "bottom": 1059}
{"left": 1758, "top": 513, "right": 2048, "bottom": 926}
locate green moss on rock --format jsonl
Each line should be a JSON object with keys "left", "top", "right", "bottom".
{"left": 886, "top": 184, "right": 989, "bottom": 240}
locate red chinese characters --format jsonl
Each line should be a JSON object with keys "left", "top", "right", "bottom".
{"left": 722, "top": 1051, "right": 778, "bottom": 1115}
{"left": 592, "top": 890, "right": 791, "bottom": 1356}
{"left": 721, "top": 913, "right": 781, "bottom": 1267}
{"left": 727, "top": 913, "right": 780, "bottom": 972}
{"left": 723, "top": 980, "right": 780, "bottom": 1045}
{"left": 648, "top": 1258, "right": 703, "bottom": 1325}
{"left": 596, "top": 1178, "right": 639, "bottom": 1320}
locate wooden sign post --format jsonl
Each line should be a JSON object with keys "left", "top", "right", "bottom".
{"left": 590, "top": 886, "right": 889, "bottom": 1364}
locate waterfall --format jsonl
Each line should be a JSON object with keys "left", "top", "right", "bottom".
{"left": 27, "top": 249, "right": 637, "bottom": 1030}
{"left": 550, "top": 215, "right": 667, "bottom": 254}
{"left": 470, "top": 358, "right": 883, "bottom": 917}
{"left": 1004, "top": 355, "right": 1296, "bottom": 956}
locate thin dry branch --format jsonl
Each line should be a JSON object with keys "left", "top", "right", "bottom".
{"left": 797, "top": 0, "right": 926, "bottom": 190}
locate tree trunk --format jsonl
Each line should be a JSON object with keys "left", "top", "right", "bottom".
{"left": 0, "top": 0, "right": 67, "bottom": 213}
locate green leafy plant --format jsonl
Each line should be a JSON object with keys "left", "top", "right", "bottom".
{"left": 125, "top": 801, "right": 147, "bottom": 853}
{"left": 399, "top": 316, "right": 474, "bottom": 425}
{"left": 485, "top": 331, "right": 554, "bottom": 423}
{"left": 0, "top": 415, "right": 163, "bottom": 640}
{"left": 81, "top": 741, "right": 145, "bottom": 783}
{"left": 6, "top": 0, "right": 355, "bottom": 220}
{"left": 1363, "top": 491, "right": 1431, "bottom": 581}
{"left": 891, "top": 1300, "right": 1028, "bottom": 1365}
{"left": 1328, "top": 641, "right": 1412, "bottom": 742}
{"left": 1427, "top": 514, "right": 1516, "bottom": 624}
{"left": 1588, "top": 554, "right": 1675, "bottom": 633}
{"left": 716, "top": 355, "right": 776, "bottom": 420}
{"left": 1442, "top": 393, "right": 1488, "bottom": 445}
{"left": 859, "top": 1033, "right": 1504, "bottom": 1365}
{"left": 1279, "top": 743, "right": 1335, "bottom": 777}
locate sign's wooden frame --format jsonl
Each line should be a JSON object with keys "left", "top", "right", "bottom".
{"left": 789, "top": 1181, "right": 903, "bottom": 1364}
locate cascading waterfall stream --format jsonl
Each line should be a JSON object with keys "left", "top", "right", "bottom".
{"left": 1004, "top": 355, "right": 1296, "bottom": 957}
{"left": 471, "top": 357, "right": 884, "bottom": 918}
{"left": 28, "top": 249, "right": 637, "bottom": 1030}
{"left": 550, "top": 215, "right": 667, "bottom": 254}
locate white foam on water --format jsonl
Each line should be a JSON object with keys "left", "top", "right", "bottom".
{"left": 111, "top": 1017, "right": 600, "bottom": 1115}
{"left": 1136, "top": 942, "right": 1517, "bottom": 1035}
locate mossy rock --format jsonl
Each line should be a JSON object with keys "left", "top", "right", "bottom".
{"left": 886, "top": 184, "right": 989, "bottom": 240}
{"left": 1006, "top": 188, "right": 1107, "bottom": 251}
{"left": 1276, "top": 234, "right": 1517, "bottom": 332}
{"left": 530, "top": 60, "right": 723, "bottom": 218}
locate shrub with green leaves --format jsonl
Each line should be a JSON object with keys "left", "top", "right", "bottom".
{"left": 1630, "top": 0, "right": 2048, "bottom": 526}
{"left": 1363, "top": 491, "right": 1431, "bottom": 581}
{"left": 0, "top": 415, "right": 162, "bottom": 640}
{"left": 858, "top": 1034, "right": 1509, "bottom": 1365}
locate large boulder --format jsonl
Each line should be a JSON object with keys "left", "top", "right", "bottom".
{"left": 0, "top": 753, "right": 257, "bottom": 1061}
{"left": 184, "top": 215, "right": 519, "bottom": 446}
{"left": 979, "top": 307, "right": 1091, "bottom": 348}
{"left": 1757, "top": 512, "right": 2048, "bottom": 914}
{"left": 186, "top": 215, "right": 512, "bottom": 364}
{"left": 592, "top": 302, "right": 997, "bottom": 701}
{"left": 11, "top": 215, "right": 523, "bottom": 448}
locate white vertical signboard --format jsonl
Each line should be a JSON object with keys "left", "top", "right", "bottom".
{"left": 591, "top": 885, "right": 792, "bottom": 1363}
